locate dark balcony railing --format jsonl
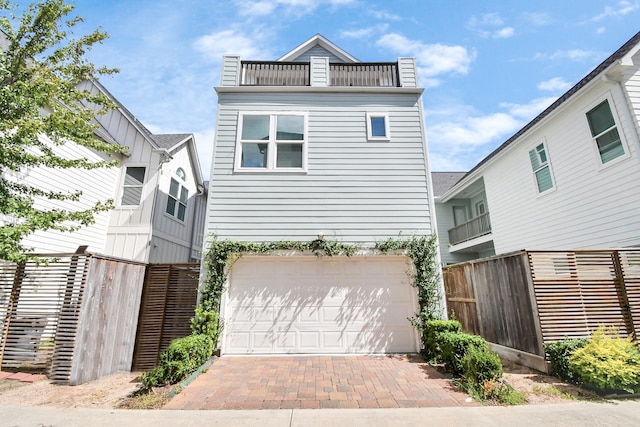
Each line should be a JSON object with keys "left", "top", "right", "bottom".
{"left": 241, "top": 61, "right": 310, "bottom": 86}
{"left": 330, "top": 63, "right": 399, "bottom": 87}
{"left": 448, "top": 212, "right": 492, "bottom": 246}
{"left": 239, "top": 61, "right": 400, "bottom": 87}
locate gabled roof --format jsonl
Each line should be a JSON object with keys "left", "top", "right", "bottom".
{"left": 153, "top": 133, "right": 192, "bottom": 151}
{"left": 444, "top": 30, "right": 640, "bottom": 200}
{"left": 153, "top": 133, "right": 204, "bottom": 187}
{"left": 431, "top": 172, "right": 466, "bottom": 198}
{"left": 277, "top": 34, "right": 359, "bottom": 63}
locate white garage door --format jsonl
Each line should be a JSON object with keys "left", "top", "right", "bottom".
{"left": 222, "top": 255, "right": 418, "bottom": 355}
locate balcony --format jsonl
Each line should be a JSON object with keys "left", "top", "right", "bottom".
{"left": 448, "top": 212, "right": 492, "bottom": 246}
{"left": 240, "top": 61, "right": 400, "bottom": 87}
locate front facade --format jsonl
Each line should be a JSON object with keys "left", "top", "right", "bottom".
{"left": 437, "top": 31, "right": 640, "bottom": 264}
{"left": 8, "top": 78, "right": 207, "bottom": 264}
{"left": 205, "top": 35, "right": 436, "bottom": 355}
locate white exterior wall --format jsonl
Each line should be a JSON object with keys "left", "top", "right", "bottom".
{"left": 483, "top": 76, "right": 640, "bottom": 253}
{"left": 15, "top": 136, "right": 119, "bottom": 254}
{"left": 149, "top": 145, "right": 204, "bottom": 263}
{"left": 207, "top": 91, "right": 433, "bottom": 244}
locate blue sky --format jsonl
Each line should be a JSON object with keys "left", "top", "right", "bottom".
{"left": 61, "top": 0, "right": 640, "bottom": 178}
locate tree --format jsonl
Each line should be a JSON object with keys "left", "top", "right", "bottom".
{"left": 0, "top": 0, "right": 127, "bottom": 262}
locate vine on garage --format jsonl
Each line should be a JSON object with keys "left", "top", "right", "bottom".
{"left": 199, "top": 234, "right": 442, "bottom": 327}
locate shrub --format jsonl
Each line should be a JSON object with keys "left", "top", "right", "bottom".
{"left": 545, "top": 338, "right": 588, "bottom": 383}
{"left": 141, "top": 334, "right": 213, "bottom": 388}
{"left": 568, "top": 328, "right": 640, "bottom": 394}
{"left": 191, "top": 307, "right": 222, "bottom": 346}
{"left": 440, "top": 331, "right": 488, "bottom": 376}
{"left": 423, "top": 319, "right": 462, "bottom": 362}
{"left": 462, "top": 343, "right": 503, "bottom": 387}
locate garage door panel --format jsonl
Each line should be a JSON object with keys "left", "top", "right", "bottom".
{"left": 224, "top": 256, "right": 418, "bottom": 355}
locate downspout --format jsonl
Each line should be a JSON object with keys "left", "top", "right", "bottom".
{"left": 188, "top": 184, "right": 205, "bottom": 262}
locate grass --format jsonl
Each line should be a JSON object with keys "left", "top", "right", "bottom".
{"left": 532, "top": 385, "right": 577, "bottom": 400}
{"left": 117, "top": 386, "right": 172, "bottom": 409}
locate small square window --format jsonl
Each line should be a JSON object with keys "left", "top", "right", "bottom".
{"left": 367, "top": 113, "right": 390, "bottom": 140}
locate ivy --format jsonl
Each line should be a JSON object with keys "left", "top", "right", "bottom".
{"left": 199, "top": 234, "right": 442, "bottom": 348}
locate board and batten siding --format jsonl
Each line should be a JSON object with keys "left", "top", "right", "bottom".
{"left": 16, "top": 135, "right": 119, "bottom": 254}
{"left": 207, "top": 91, "right": 433, "bottom": 244}
{"left": 483, "top": 77, "right": 640, "bottom": 254}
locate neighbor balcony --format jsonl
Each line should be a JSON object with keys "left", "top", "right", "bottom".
{"left": 448, "top": 212, "right": 492, "bottom": 246}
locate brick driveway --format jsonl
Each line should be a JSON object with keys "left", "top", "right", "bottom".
{"left": 164, "top": 355, "right": 479, "bottom": 410}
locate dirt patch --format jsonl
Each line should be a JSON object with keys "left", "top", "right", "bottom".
{"left": 0, "top": 371, "right": 141, "bottom": 408}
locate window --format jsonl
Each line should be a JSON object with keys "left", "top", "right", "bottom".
{"left": 121, "top": 167, "right": 145, "bottom": 206}
{"left": 366, "top": 112, "right": 390, "bottom": 140}
{"left": 166, "top": 171, "right": 188, "bottom": 221}
{"left": 236, "top": 113, "right": 307, "bottom": 171}
{"left": 475, "top": 201, "right": 486, "bottom": 216}
{"left": 586, "top": 99, "right": 625, "bottom": 164}
{"left": 528, "top": 142, "right": 554, "bottom": 193}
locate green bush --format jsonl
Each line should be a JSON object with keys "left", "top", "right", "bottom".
{"left": 569, "top": 328, "right": 640, "bottom": 393}
{"left": 190, "top": 307, "right": 222, "bottom": 346}
{"left": 423, "top": 319, "right": 461, "bottom": 362}
{"left": 440, "top": 331, "right": 488, "bottom": 376}
{"left": 141, "top": 334, "right": 213, "bottom": 388}
{"left": 462, "top": 343, "right": 503, "bottom": 387}
{"left": 545, "top": 338, "right": 588, "bottom": 383}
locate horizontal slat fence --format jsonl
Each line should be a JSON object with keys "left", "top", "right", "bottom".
{"left": 444, "top": 249, "right": 640, "bottom": 368}
{"left": 132, "top": 263, "right": 200, "bottom": 371}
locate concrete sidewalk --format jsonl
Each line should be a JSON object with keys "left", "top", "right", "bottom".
{"left": 2, "top": 400, "right": 639, "bottom": 427}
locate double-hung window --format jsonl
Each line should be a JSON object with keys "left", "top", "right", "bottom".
{"left": 166, "top": 168, "right": 188, "bottom": 221}
{"left": 529, "top": 142, "right": 554, "bottom": 193}
{"left": 585, "top": 99, "right": 625, "bottom": 164}
{"left": 236, "top": 112, "right": 307, "bottom": 171}
{"left": 121, "top": 166, "right": 145, "bottom": 206}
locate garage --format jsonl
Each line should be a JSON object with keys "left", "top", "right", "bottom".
{"left": 222, "top": 255, "right": 419, "bottom": 355}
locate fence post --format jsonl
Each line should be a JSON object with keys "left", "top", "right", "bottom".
{"left": 522, "top": 251, "right": 546, "bottom": 357}
{"left": 0, "top": 263, "right": 25, "bottom": 366}
{"left": 612, "top": 250, "right": 636, "bottom": 341}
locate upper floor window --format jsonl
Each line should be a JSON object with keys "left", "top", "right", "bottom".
{"left": 235, "top": 112, "right": 307, "bottom": 171}
{"left": 121, "top": 166, "right": 145, "bottom": 206}
{"left": 366, "top": 112, "right": 390, "bottom": 140}
{"left": 166, "top": 170, "right": 188, "bottom": 221}
{"left": 586, "top": 99, "right": 625, "bottom": 164}
{"left": 528, "top": 142, "right": 554, "bottom": 193}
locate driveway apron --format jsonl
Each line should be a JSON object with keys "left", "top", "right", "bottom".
{"left": 164, "top": 355, "right": 480, "bottom": 410}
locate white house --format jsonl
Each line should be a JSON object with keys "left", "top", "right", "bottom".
{"left": 437, "top": 30, "right": 640, "bottom": 264}
{"left": 205, "top": 34, "right": 436, "bottom": 355}
{"left": 5, "top": 77, "right": 207, "bottom": 264}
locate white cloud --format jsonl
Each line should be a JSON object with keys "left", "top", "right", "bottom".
{"left": 194, "top": 30, "right": 267, "bottom": 61}
{"left": 596, "top": 27, "right": 606, "bottom": 34}
{"left": 494, "top": 27, "right": 514, "bottom": 39}
{"left": 341, "top": 24, "right": 388, "bottom": 39}
{"left": 234, "top": 0, "right": 355, "bottom": 17}
{"left": 467, "top": 13, "right": 514, "bottom": 39}
{"left": 468, "top": 13, "right": 504, "bottom": 27}
{"left": 587, "top": 0, "right": 640, "bottom": 22}
{"left": 523, "top": 12, "right": 551, "bottom": 26}
{"left": 534, "top": 49, "right": 598, "bottom": 62}
{"left": 193, "top": 128, "right": 217, "bottom": 180}
{"left": 500, "top": 96, "right": 558, "bottom": 119}
{"left": 537, "top": 77, "right": 572, "bottom": 92}
{"left": 369, "top": 10, "right": 402, "bottom": 21}
{"left": 376, "top": 33, "right": 473, "bottom": 82}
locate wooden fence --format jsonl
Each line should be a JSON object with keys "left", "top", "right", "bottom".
{"left": 131, "top": 263, "right": 200, "bottom": 371}
{"left": 443, "top": 249, "right": 640, "bottom": 371}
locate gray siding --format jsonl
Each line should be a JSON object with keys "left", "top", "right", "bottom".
{"left": 435, "top": 202, "right": 478, "bottom": 265}
{"left": 291, "top": 46, "right": 345, "bottom": 63}
{"left": 207, "top": 91, "right": 433, "bottom": 244}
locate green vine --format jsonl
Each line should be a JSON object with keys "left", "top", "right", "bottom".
{"left": 199, "top": 234, "right": 442, "bottom": 335}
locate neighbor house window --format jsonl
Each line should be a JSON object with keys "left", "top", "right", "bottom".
{"left": 166, "top": 170, "right": 188, "bottom": 221}
{"left": 366, "top": 112, "right": 390, "bottom": 140}
{"left": 236, "top": 112, "right": 307, "bottom": 171}
{"left": 121, "top": 166, "right": 145, "bottom": 206}
{"left": 528, "top": 142, "right": 554, "bottom": 193}
{"left": 586, "top": 99, "right": 625, "bottom": 164}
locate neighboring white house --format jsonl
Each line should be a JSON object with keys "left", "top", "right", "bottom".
{"left": 437, "top": 30, "right": 640, "bottom": 264}
{"left": 4, "top": 77, "right": 207, "bottom": 264}
{"left": 205, "top": 34, "right": 436, "bottom": 355}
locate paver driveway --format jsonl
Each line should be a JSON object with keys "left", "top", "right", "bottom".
{"left": 164, "top": 354, "right": 479, "bottom": 410}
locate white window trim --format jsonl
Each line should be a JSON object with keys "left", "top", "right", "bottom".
{"left": 366, "top": 112, "right": 390, "bottom": 141}
{"left": 583, "top": 94, "right": 630, "bottom": 168}
{"left": 234, "top": 111, "right": 308, "bottom": 173}
{"left": 528, "top": 139, "right": 556, "bottom": 196}
{"left": 118, "top": 164, "right": 147, "bottom": 209}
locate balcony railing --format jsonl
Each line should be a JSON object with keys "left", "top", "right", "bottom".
{"left": 329, "top": 63, "right": 399, "bottom": 87}
{"left": 239, "top": 61, "right": 400, "bottom": 87}
{"left": 241, "top": 61, "right": 310, "bottom": 86}
{"left": 448, "top": 212, "right": 492, "bottom": 246}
